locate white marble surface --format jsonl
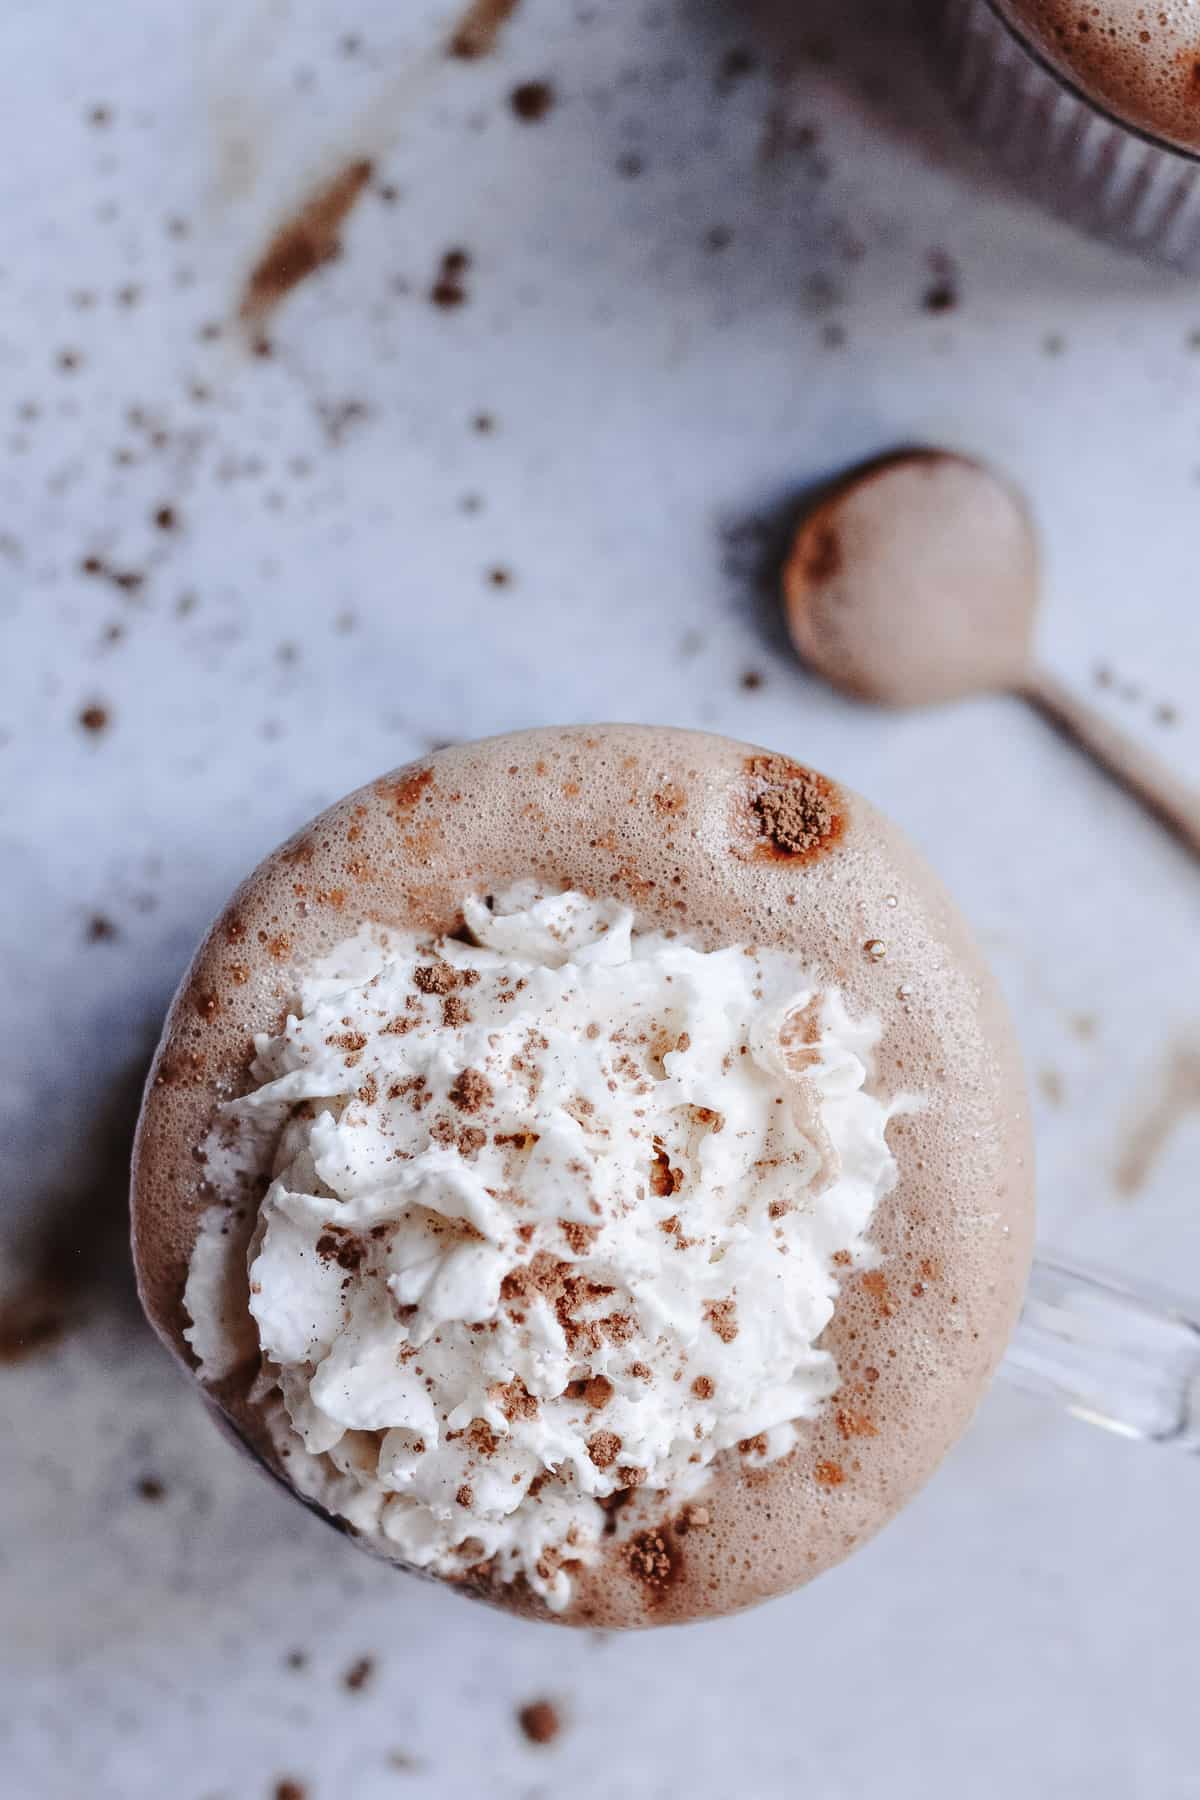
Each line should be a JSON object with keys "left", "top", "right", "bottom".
{"left": 3, "top": 2, "right": 1199, "bottom": 1796}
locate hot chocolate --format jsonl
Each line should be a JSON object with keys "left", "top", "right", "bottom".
{"left": 995, "top": 2, "right": 1200, "bottom": 153}
{"left": 131, "top": 725, "right": 1034, "bottom": 1627}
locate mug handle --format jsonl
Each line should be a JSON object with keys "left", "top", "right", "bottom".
{"left": 1002, "top": 1255, "right": 1200, "bottom": 1448}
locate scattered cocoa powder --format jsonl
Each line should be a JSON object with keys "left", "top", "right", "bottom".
{"left": 449, "top": 1067, "right": 492, "bottom": 1112}
{"left": 342, "top": 1655, "right": 375, "bottom": 1693}
{"left": 703, "top": 1295, "right": 738, "bottom": 1343}
{"left": 316, "top": 1232, "right": 366, "bottom": 1272}
{"left": 430, "top": 247, "right": 471, "bottom": 309}
{"left": 490, "top": 1377, "right": 539, "bottom": 1422}
{"left": 414, "top": 962, "right": 458, "bottom": 995}
{"left": 511, "top": 80, "right": 555, "bottom": 121}
{"left": 517, "top": 1698, "right": 561, "bottom": 1745}
{"left": 627, "top": 1527, "right": 676, "bottom": 1593}
{"left": 587, "top": 1430, "right": 622, "bottom": 1470}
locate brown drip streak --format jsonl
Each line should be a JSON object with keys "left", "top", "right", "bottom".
{"left": 448, "top": 0, "right": 522, "bottom": 59}
{"left": 239, "top": 161, "right": 375, "bottom": 324}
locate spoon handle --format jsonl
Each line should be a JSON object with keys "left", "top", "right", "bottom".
{"left": 1024, "top": 668, "right": 1200, "bottom": 860}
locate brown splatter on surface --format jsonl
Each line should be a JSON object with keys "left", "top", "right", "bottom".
{"left": 511, "top": 80, "right": 555, "bottom": 121}
{"left": 1038, "top": 1068, "right": 1064, "bottom": 1107}
{"left": 814, "top": 1459, "right": 845, "bottom": 1487}
{"left": 0, "top": 1056, "right": 147, "bottom": 1362}
{"left": 342, "top": 1654, "right": 375, "bottom": 1692}
{"left": 449, "top": 0, "right": 522, "bottom": 59}
{"left": 1115, "top": 1042, "right": 1200, "bottom": 1198}
{"left": 275, "top": 1782, "right": 308, "bottom": 1800}
{"left": 240, "top": 161, "right": 374, "bottom": 323}
{"left": 78, "top": 703, "right": 110, "bottom": 734}
{"left": 517, "top": 1698, "right": 561, "bottom": 1745}
{"left": 431, "top": 247, "right": 471, "bottom": 309}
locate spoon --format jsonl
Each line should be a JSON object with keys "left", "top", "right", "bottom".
{"left": 782, "top": 449, "right": 1200, "bottom": 859}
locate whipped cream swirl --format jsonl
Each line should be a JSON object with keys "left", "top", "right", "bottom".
{"left": 186, "top": 887, "right": 900, "bottom": 1609}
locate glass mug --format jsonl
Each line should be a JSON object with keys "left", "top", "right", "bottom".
{"left": 1006, "top": 1258, "right": 1200, "bottom": 1451}
{"left": 935, "top": 0, "right": 1200, "bottom": 272}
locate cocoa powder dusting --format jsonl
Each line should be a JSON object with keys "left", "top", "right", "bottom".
{"left": 449, "top": 1067, "right": 492, "bottom": 1113}
{"left": 586, "top": 1429, "right": 622, "bottom": 1470}
{"left": 582, "top": 1374, "right": 613, "bottom": 1409}
{"left": 627, "top": 1526, "right": 678, "bottom": 1597}
{"left": 413, "top": 962, "right": 459, "bottom": 995}
{"left": 703, "top": 1295, "right": 738, "bottom": 1344}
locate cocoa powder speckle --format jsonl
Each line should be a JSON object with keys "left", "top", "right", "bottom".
{"left": 511, "top": 80, "right": 555, "bottom": 121}
{"left": 703, "top": 1295, "right": 738, "bottom": 1343}
{"left": 517, "top": 1698, "right": 561, "bottom": 1745}
{"left": 342, "top": 1655, "right": 374, "bottom": 1693}
{"left": 449, "top": 1067, "right": 492, "bottom": 1113}
{"left": 587, "top": 1429, "right": 622, "bottom": 1470}
{"left": 627, "top": 1527, "right": 675, "bottom": 1591}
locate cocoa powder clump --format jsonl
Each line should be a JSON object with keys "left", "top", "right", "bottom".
{"left": 449, "top": 1067, "right": 492, "bottom": 1112}
{"left": 752, "top": 762, "right": 836, "bottom": 855}
{"left": 587, "top": 1430, "right": 622, "bottom": 1470}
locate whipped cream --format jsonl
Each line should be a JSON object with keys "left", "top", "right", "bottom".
{"left": 187, "top": 887, "right": 900, "bottom": 1610}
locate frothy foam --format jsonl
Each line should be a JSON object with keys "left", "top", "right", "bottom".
{"left": 186, "top": 888, "right": 902, "bottom": 1610}
{"left": 997, "top": 1, "right": 1200, "bottom": 151}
